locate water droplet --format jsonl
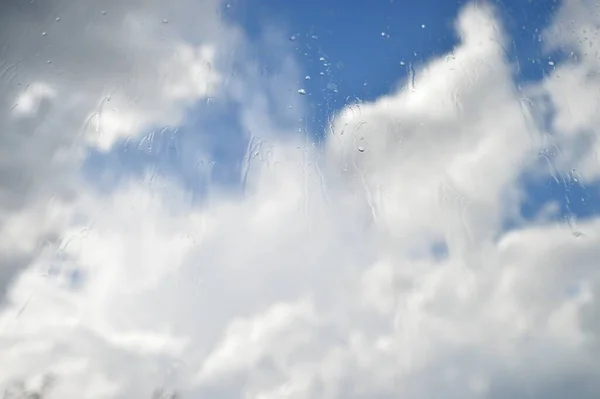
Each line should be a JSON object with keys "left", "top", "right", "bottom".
{"left": 358, "top": 146, "right": 365, "bottom": 152}
{"left": 162, "top": 18, "right": 169, "bottom": 24}
{"left": 548, "top": 60, "right": 555, "bottom": 66}
{"left": 41, "top": 31, "right": 47, "bottom": 36}
{"left": 571, "top": 168, "right": 579, "bottom": 182}
{"left": 421, "top": 24, "right": 426, "bottom": 29}
{"left": 311, "top": 35, "right": 318, "bottom": 39}
{"left": 46, "top": 59, "right": 52, "bottom": 64}
{"left": 400, "top": 61, "right": 405, "bottom": 66}
{"left": 55, "top": 17, "right": 61, "bottom": 22}
{"left": 290, "top": 35, "right": 296, "bottom": 41}
{"left": 320, "top": 72, "right": 325, "bottom": 76}
{"left": 381, "top": 32, "right": 386, "bottom": 36}
{"left": 101, "top": 10, "right": 107, "bottom": 15}
{"left": 297, "top": 89, "right": 307, "bottom": 95}
{"left": 305, "top": 75, "right": 311, "bottom": 80}
{"left": 319, "top": 56, "right": 326, "bottom": 62}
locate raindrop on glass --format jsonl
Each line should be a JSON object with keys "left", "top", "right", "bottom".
{"left": 101, "top": 10, "right": 107, "bottom": 15}
{"left": 305, "top": 75, "right": 311, "bottom": 80}
{"left": 421, "top": 24, "right": 426, "bottom": 28}
{"left": 162, "top": 18, "right": 169, "bottom": 24}
{"left": 319, "top": 56, "right": 326, "bottom": 62}
{"left": 55, "top": 17, "right": 61, "bottom": 22}
{"left": 290, "top": 35, "right": 296, "bottom": 41}
{"left": 571, "top": 168, "right": 579, "bottom": 182}
{"left": 548, "top": 60, "right": 555, "bottom": 66}
{"left": 41, "top": 31, "right": 47, "bottom": 36}
{"left": 297, "top": 89, "right": 307, "bottom": 95}
{"left": 358, "top": 146, "right": 365, "bottom": 152}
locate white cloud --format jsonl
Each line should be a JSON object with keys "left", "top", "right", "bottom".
{"left": 11, "top": 83, "right": 58, "bottom": 117}
{"left": 2, "top": 1, "right": 600, "bottom": 398}
{"left": 533, "top": 0, "right": 600, "bottom": 181}
{"left": 91, "top": 42, "right": 221, "bottom": 151}
{"left": 0, "top": 0, "right": 233, "bottom": 296}
{"left": 325, "top": 3, "right": 537, "bottom": 255}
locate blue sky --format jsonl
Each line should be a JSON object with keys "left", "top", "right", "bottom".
{"left": 85, "top": 0, "right": 598, "bottom": 228}
{"left": 232, "top": 0, "right": 559, "bottom": 110}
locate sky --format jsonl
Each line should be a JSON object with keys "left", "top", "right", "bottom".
{"left": 2, "top": 0, "right": 600, "bottom": 398}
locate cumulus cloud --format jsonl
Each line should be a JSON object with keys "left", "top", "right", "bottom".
{"left": 532, "top": 0, "right": 600, "bottom": 181}
{"left": 0, "top": 0, "right": 232, "bottom": 298}
{"left": 2, "top": 0, "right": 600, "bottom": 398}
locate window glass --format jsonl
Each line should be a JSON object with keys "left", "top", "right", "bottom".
{"left": 1, "top": 0, "right": 600, "bottom": 397}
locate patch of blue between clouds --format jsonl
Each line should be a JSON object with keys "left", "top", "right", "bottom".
{"left": 431, "top": 240, "right": 450, "bottom": 261}
{"left": 83, "top": 99, "right": 249, "bottom": 202}
{"left": 83, "top": 0, "right": 600, "bottom": 256}
{"left": 520, "top": 174, "right": 600, "bottom": 223}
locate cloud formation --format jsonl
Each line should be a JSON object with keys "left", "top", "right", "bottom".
{"left": 0, "top": 0, "right": 231, "bottom": 299}
{"left": 1, "top": 0, "right": 600, "bottom": 398}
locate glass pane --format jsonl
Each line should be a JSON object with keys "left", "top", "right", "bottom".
{"left": 1, "top": 0, "right": 600, "bottom": 397}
